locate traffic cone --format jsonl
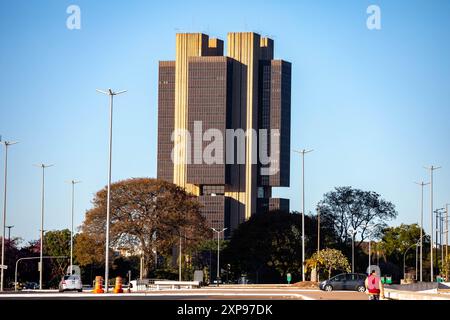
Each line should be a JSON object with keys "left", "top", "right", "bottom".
{"left": 93, "top": 276, "right": 104, "bottom": 293}
{"left": 113, "top": 276, "right": 123, "bottom": 293}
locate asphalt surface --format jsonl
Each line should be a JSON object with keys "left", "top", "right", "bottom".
{"left": 0, "top": 288, "right": 369, "bottom": 300}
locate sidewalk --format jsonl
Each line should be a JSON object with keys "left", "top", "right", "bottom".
{"left": 385, "top": 288, "right": 450, "bottom": 300}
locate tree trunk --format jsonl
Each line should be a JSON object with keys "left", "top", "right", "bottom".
{"left": 311, "top": 267, "right": 317, "bottom": 282}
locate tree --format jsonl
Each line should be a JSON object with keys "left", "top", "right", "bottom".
{"left": 191, "top": 239, "right": 230, "bottom": 283}
{"left": 223, "top": 211, "right": 307, "bottom": 283}
{"left": 306, "top": 248, "right": 351, "bottom": 279}
{"left": 379, "top": 224, "right": 428, "bottom": 266}
{"left": 75, "top": 178, "right": 211, "bottom": 277}
{"left": 1, "top": 237, "right": 22, "bottom": 287}
{"left": 43, "top": 229, "right": 71, "bottom": 287}
{"left": 440, "top": 255, "right": 450, "bottom": 280}
{"left": 372, "top": 241, "right": 388, "bottom": 264}
{"left": 317, "top": 187, "right": 397, "bottom": 249}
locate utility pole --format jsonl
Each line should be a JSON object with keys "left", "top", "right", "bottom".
{"left": 179, "top": 234, "right": 182, "bottom": 282}
{"left": 364, "top": 224, "right": 379, "bottom": 275}
{"left": 434, "top": 208, "right": 445, "bottom": 275}
{"left": 211, "top": 228, "right": 227, "bottom": 286}
{"left": 317, "top": 208, "right": 320, "bottom": 254}
{"left": 425, "top": 165, "right": 441, "bottom": 282}
{"left": 66, "top": 180, "right": 81, "bottom": 274}
{"left": 34, "top": 163, "right": 53, "bottom": 290}
{"left": 1, "top": 139, "right": 18, "bottom": 292}
{"left": 415, "top": 181, "right": 429, "bottom": 282}
{"left": 445, "top": 205, "right": 449, "bottom": 276}
{"left": 96, "top": 88, "right": 127, "bottom": 292}
{"left": 436, "top": 209, "right": 439, "bottom": 274}
{"left": 403, "top": 242, "right": 419, "bottom": 280}
{"left": 348, "top": 228, "right": 357, "bottom": 273}
{"left": 352, "top": 231, "right": 355, "bottom": 273}
{"left": 415, "top": 244, "right": 418, "bottom": 280}
{"left": 441, "top": 212, "right": 444, "bottom": 267}
{"left": 294, "top": 149, "right": 313, "bottom": 282}
{"left": 139, "top": 254, "right": 144, "bottom": 280}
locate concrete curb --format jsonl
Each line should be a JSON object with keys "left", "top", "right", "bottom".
{"left": 385, "top": 289, "right": 450, "bottom": 300}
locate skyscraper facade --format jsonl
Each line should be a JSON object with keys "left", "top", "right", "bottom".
{"left": 157, "top": 32, "right": 291, "bottom": 238}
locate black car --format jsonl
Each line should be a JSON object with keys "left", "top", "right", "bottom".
{"left": 319, "top": 273, "right": 367, "bottom": 292}
{"left": 23, "top": 282, "right": 39, "bottom": 290}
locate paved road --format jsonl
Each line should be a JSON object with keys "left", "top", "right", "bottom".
{"left": 0, "top": 288, "right": 368, "bottom": 300}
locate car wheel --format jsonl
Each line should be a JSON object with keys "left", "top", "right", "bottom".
{"left": 357, "top": 286, "right": 366, "bottom": 293}
{"left": 324, "top": 285, "right": 333, "bottom": 292}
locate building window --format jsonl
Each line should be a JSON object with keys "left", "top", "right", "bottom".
{"left": 202, "top": 185, "right": 225, "bottom": 195}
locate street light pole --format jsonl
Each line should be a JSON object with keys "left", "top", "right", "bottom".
{"left": 211, "top": 228, "right": 227, "bottom": 286}
{"left": 425, "top": 165, "right": 441, "bottom": 282}
{"left": 348, "top": 228, "right": 357, "bottom": 273}
{"left": 440, "top": 212, "right": 444, "bottom": 267}
{"left": 364, "top": 224, "right": 380, "bottom": 274}
{"left": 352, "top": 232, "right": 355, "bottom": 273}
{"left": 434, "top": 208, "right": 445, "bottom": 277}
{"left": 0, "top": 139, "right": 18, "bottom": 292}
{"left": 446, "top": 204, "right": 449, "bottom": 281}
{"left": 436, "top": 210, "right": 439, "bottom": 270}
{"left": 403, "top": 242, "right": 419, "bottom": 280}
{"left": 317, "top": 208, "right": 320, "bottom": 255}
{"left": 294, "top": 149, "right": 313, "bottom": 282}
{"left": 179, "top": 235, "right": 182, "bottom": 282}
{"left": 415, "top": 244, "right": 418, "bottom": 280}
{"left": 6, "top": 226, "right": 13, "bottom": 242}
{"left": 15, "top": 256, "right": 67, "bottom": 291}
{"left": 96, "top": 88, "right": 127, "bottom": 292}
{"left": 34, "top": 163, "right": 53, "bottom": 290}
{"left": 415, "top": 181, "right": 429, "bottom": 282}
{"left": 67, "top": 180, "right": 81, "bottom": 274}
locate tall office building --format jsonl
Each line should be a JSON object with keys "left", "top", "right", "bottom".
{"left": 157, "top": 32, "right": 291, "bottom": 238}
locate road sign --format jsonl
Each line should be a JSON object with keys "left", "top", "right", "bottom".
{"left": 0, "top": 265, "right": 7, "bottom": 270}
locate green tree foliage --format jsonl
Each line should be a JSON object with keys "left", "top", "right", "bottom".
{"left": 191, "top": 239, "right": 230, "bottom": 283}
{"left": 379, "top": 223, "right": 428, "bottom": 266}
{"left": 223, "top": 211, "right": 306, "bottom": 283}
{"left": 317, "top": 187, "right": 397, "bottom": 249}
{"left": 43, "top": 229, "right": 71, "bottom": 287}
{"left": 306, "top": 248, "right": 351, "bottom": 279}
{"left": 440, "top": 255, "right": 450, "bottom": 279}
{"left": 44, "top": 229, "right": 70, "bottom": 258}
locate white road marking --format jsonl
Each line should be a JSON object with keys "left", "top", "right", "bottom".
{"left": 0, "top": 292, "right": 311, "bottom": 299}
{"left": 1, "top": 288, "right": 364, "bottom": 300}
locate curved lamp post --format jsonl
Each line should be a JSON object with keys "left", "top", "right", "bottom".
{"left": 403, "top": 241, "right": 420, "bottom": 280}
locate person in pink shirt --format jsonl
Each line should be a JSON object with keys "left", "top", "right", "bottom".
{"left": 365, "top": 270, "right": 385, "bottom": 300}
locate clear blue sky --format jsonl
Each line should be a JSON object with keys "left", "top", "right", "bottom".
{"left": 1, "top": 0, "right": 449, "bottom": 243}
